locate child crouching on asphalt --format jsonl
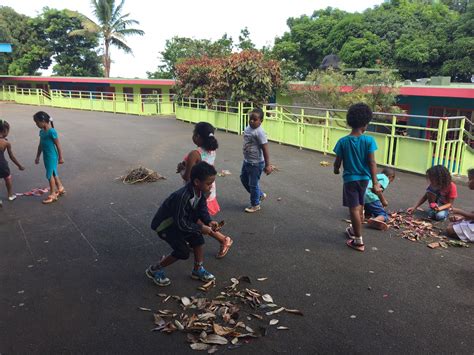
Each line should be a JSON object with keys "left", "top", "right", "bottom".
{"left": 446, "top": 168, "right": 474, "bottom": 243}
{"left": 365, "top": 167, "right": 396, "bottom": 231}
{"left": 146, "top": 161, "right": 219, "bottom": 286}
{"left": 407, "top": 165, "right": 457, "bottom": 221}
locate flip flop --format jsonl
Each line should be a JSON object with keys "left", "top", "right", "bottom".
{"left": 346, "top": 225, "right": 356, "bottom": 239}
{"left": 367, "top": 218, "right": 389, "bottom": 231}
{"left": 216, "top": 237, "right": 233, "bottom": 259}
{"left": 42, "top": 194, "right": 58, "bottom": 204}
{"left": 346, "top": 239, "right": 365, "bottom": 252}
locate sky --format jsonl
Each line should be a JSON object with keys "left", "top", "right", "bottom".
{"left": 2, "top": 0, "right": 384, "bottom": 78}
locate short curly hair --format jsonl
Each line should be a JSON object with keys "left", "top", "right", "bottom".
{"left": 346, "top": 103, "right": 372, "bottom": 129}
{"left": 426, "top": 165, "right": 451, "bottom": 190}
{"left": 191, "top": 161, "right": 217, "bottom": 182}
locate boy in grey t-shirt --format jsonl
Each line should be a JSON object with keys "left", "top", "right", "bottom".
{"left": 240, "top": 108, "right": 273, "bottom": 213}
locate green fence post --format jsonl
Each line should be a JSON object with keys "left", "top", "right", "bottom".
{"left": 454, "top": 117, "right": 466, "bottom": 175}
{"left": 299, "top": 108, "right": 304, "bottom": 149}
{"left": 324, "top": 110, "right": 330, "bottom": 154}
{"left": 433, "top": 119, "right": 443, "bottom": 166}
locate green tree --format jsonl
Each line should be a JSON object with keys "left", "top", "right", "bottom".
{"left": 38, "top": 8, "right": 103, "bottom": 77}
{"left": 0, "top": 6, "right": 51, "bottom": 75}
{"left": 303, "top": 68, "right": 400, "bottom": 113}
{"left": 237, "top": 27, "right": 255, "bottom": 50}
{"left": 147, "top": 34, "right": 234, "bottom": 79}
{"left": 175, "top": 51, "right": 281, "bottom": 106}
{"left": 68, "top": 0, "right": 144, "bottom": 77}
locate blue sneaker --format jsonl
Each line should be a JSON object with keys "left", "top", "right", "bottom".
{"left": 191, "top": 266, "right": 215, "bottom": 282}
{"left": 145, "top": 265, "right": 171, "bottom": 286}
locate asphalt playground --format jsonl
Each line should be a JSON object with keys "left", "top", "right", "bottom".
{"left": 0, "top": 103, "right": 473, "bottom": 354}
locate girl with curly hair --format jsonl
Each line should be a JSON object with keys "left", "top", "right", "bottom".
{"left": 407, "top": 165, "right": 457, "bottom": 221}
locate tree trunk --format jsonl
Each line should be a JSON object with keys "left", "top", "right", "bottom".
{"left": 104, "top": 40, "right": 110, "bottom": 78}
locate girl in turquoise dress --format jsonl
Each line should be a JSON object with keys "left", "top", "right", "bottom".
{"left": 34, "top": 111, "right": 66, "bottom": 204}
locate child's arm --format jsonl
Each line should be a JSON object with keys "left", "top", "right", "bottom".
{"left": 368, "top": 152, "right": 382, "bottom": 193}
{"left": 407, "top": 193, "right": 428, "bottom": 214}
{"left": 333, "top": 156, "right": 342, "bottom": 174}
{"left": 53, "top": 138, "right": 64, "bottom": 164}
{"left": 261, "top": 144, "right": 273, "bottom": 175}
{"left": 35, "top": 142, "right": 42, "bottom": 164}
{"left": 377, "top": 190, "right": 388, "bottom": 207}
{"left": 181, "top": 150, "right": 201, "bottom": 182}
{"left": 451, "top": 207, "right": 474, "bottom": 220}
{"left": 6, "top": 142, "right": 24, "bottom": 170}
{"left": 435, "top": 198, "right": 454, "bottom": 212}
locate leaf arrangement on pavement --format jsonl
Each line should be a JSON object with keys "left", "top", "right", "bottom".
{"left": 141, "top": 277, "right": 303, "bottom": 352}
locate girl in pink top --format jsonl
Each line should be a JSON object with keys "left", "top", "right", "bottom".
{"left": 408, "top": 165, "right": 457, "bottom": 221}
{"left": 177, "top": 122, "right": 233, "bottom": 258}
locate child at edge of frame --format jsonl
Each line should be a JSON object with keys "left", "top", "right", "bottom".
{"left": 333, "top": 103, "right": 382, "bottom": 252}
{"left": 240, "top": 107, "right": 273, "bottom": 213}
{"left": 146, "top": 161, "right": 219, "bottom": 287}
{"left": 446, "top": 168, "right": 474, "bottom": 243}
{"left": 0, "top": 119, "right": 25, "bottom": 206}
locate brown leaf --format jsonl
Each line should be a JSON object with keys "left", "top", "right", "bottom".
{"left": 250, "top": 313, "right": 263, "bottom": 320}
{"left": 190, "top": 343, "right": 210, "bottom": 351}
{"left": 138, "top": 307, "right": 152, "bottom": 312}
{"left": 207, "top": 345, "right": 219, "bottom": 354}
{"left": 181, "top": 297, "right": 192, "bottom": 307}
{"left": 262, "top": 294, "right": 273, "bottom": 303}
{"left": 257, "top": 277, "right": 268, "bottom": 281}
{"left": 277, "top": 326, "right": 289, "bottom": 330}
{"left": 213, "top": 323, "right": 235, "bottom": 336}
{"left": 428, "top": 242, "right": 440, "bottom": 249}
{"left": 153, "top": 314, "right": 165, "bottom": 327}
{"left": 285, "top": 308, "right": 304, "bottom": 316}
{"left": 265, "top": 307, "right": 285, "bottom": 316}
{"left": 198, "top": 313, "right": 216, "bottom": 321}
{"left": 201, "top": 334, "right": 228, "bottom": 345}
{"left": 269, "top": 319, "right": 279, "bottom": 325}
{"left": 174, "top": 319, "right": 185, "bottom": 330}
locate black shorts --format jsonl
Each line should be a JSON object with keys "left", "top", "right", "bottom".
{"left": 158, "top": 225, "right": 204, "bottom": 260}
{"left": 343, "top": 180, "right": 369, "bottom": 208}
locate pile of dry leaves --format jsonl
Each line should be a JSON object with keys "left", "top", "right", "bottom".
{"left": 387, "top": 212, "right": 469, "bottom": 248}
{"left": 118, "top": 166, "right": 166, "bottom": 184}
{"left": 139, "top": 276, "right": 303, "bottom": 352}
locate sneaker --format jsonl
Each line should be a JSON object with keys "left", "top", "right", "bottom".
{"left": 8, "top": 195, "right": 16, "bottom": 201}
{"left": 260, "top": 193, "right": 267, "bottom": 202}
{"left": 145, "top": 265, "right": 171, "bottom": 286}
{"left": 191, "top": 266, "right": 215, "bottom": 282}
{"left": 245, "top": 205, "right": 261, "bottom": 213}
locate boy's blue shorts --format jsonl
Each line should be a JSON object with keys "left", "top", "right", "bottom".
{"left": 364, "top": 200, "right": 388, "bottom": 221}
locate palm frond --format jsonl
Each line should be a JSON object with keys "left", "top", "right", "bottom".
{"left": 114, "top": 28, "right": 145, "bottom": 36}
{"left": 111, "top": 0, "right": 126, "bottom": 23}
{"left": 65, "top": 9, "right": 101, "bottom": 35}
{"left": 110, "top": 36, "right": 133, "bottom": 54}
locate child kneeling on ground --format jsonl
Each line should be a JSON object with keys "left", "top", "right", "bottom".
{"left": 365, "top": 168, "right": 396, "bottom": 230}
{"left": 446, "top": 168, "right": 474, "bottom": 243}
{"left": 146, "top": 161, "right": 219, "bottom": 286}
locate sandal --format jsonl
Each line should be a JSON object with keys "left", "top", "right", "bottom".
{"left": 368, "top": 218, "right": 389, "bottom": 231}
{"left": 216, "top": 237, "right": 233, "bottom": 259}
{"left": 42, "top": 194, "right": 58, "bottom": 204}
{"left": 57, "top": 188, "right": 66, "bottom": 196}
{"left": 346, "top": 225, "right": 356, "bottom": 239}
{"left": 346, "top": 239, "right": 365, "bottom": 252}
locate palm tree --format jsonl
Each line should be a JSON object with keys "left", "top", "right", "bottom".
{"left": 68, "top": 0, "right": 144, "bottom": 77}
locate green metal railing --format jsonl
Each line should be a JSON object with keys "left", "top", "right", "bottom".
{"left": 1, "top": 85, "right": 472, "bottom": 176}
{"left": 0, "top": 85, "right": 175, "bottom": 116}
{"left": 175, "top": 98, "right": 473, "bottom": 176}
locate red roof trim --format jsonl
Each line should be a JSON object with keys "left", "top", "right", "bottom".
{"left": 0, "top": 76, "right": 176, "bottom": 86}
{"left": 289, "top": 83, "right": 474, "bottom": 99}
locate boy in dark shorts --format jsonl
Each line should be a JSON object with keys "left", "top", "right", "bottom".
{"left": 333, "top": 103, "right": 382, "bottom": 252}
{"left": 146, "top": 161, "right": 219, "bottom": 286}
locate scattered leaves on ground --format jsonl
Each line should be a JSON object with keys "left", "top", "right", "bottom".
{"left": 141, "top": 277, "right": 303, "bottom": 351}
